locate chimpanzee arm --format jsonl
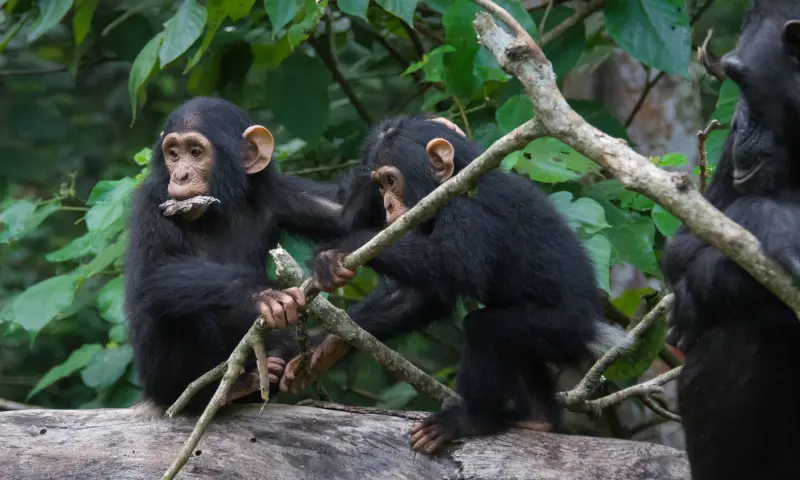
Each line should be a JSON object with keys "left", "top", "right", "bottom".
{"left": 273, "top": 174, "right": 350, "bottom": 242}
{"left": 346, "top": 278, "right": 455, "bottom": 341}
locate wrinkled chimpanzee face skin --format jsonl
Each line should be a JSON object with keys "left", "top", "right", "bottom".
{"left": 370, "top": 166, "right": 407, "bottom": 225}
{"left": 162, "top": 131, "right": 215, "bottom": 201}
{"left": 722, "top": 4, "right": 800, "bottom": 193}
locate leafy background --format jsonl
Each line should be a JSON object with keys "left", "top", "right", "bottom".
{"left": 0, "top": 0, "right": 746, "bottom": 443}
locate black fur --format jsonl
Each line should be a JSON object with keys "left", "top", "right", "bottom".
{"left": 125, "top": 97, "right": 344, "bottom": 413}
{"left": 662, "top": 2, "right": 800, "bottom": 477}
{"left": 312, "top": 115, "right": 604, "bottom": 442}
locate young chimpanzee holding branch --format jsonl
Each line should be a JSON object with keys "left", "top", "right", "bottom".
{"left": 297, "top": 115, "right": 621, "bottom": 453}
{"left": 126, "top": 97, "right": 347, "bottom": 414}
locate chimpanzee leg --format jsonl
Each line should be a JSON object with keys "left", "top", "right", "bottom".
{"left": 409, "top": 306, "right": 567, "bottom": 453}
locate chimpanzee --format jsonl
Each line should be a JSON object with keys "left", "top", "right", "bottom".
{"left": 662, "top": 2, "right": 800, "bottom": 478}
{"left": 125, "top": 96, "right": 349, "bottom": 414}
{"left": 290, "top": 115, "right": 622, "bottom": 453}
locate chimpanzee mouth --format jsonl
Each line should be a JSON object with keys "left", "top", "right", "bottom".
{"left": 732, "top": 160, "right": 764, "bottom": 187}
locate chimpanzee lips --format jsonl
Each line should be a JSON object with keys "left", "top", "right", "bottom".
{"left": 732, "top": 160, "right": 764, "bottom": 187}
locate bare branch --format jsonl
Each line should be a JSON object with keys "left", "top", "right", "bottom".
{"left": 698, "top": 29, "right": 727, "bottom": 82}
{"left": 471, "top": 8, "right": 800, "bottom": 318}
{"left": 584, "top": 367, "right": 682, "bottom": 413}
{"left": 540, "top": 0, "right": 604, "bottom": 47}
{"left": 640, "top": 395, "right": 682, "bottom": 423}
{"left": 0, "top": 398, "right": 36, "bottom": 411}
{"left": 165, "top": 362, "right": 226, "bottom": 417}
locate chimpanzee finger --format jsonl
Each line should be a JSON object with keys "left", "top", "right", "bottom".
{"left": 279, "top": 293, "right": 300, "bottom": 326}
{"left": 258, "top": 302, "right": 276, "bottom": 328}
{"left": 269, "top": 374, "right": 279, "bottom": 383}
{"left": 267, "top": 359, "right": 284, "bottom": 375}
{"left": 266, "top": 297, "right": 287, "bottom": 328}
{"left": 268, "top": 356, "right": 286, "bottom": 366}
{"left": 284, "top": 287, "right": 307, "bottom": 309}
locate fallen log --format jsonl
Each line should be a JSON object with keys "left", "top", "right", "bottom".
{"left": 0, "top": 404, "right": 688, "bottom": 479}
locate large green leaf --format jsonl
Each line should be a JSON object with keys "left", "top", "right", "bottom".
{"left": 27, "top": 343, "right": 103, "bottom": 400}
{"left": 265, "top": 0, "right": 296, "bottom": 37}
{"left": 549, "top": 191, "right": 611, "bottom": 236}
{"left": 584, "top": 234, "right": 612, "bottom": 293}
{"left": 651, "top": 204, "right": 681, "bottom": 237}
{"left": 80, "top": 345, "right": 134, "bottom": 389}
{"left": 496, "top": 95, "right": 533, "bottom": 134}
{"left": 11, "top": 274, "right": 80, "bottom": 332}
{"left": 27, "top": 0, "right": 73, "bottom": 42}
{"left": 402, "top": 44, "right": 455, "bottom": 77}
{"left": 604, "top": 217, "right": 661, "bottom": 276}
{"left": 509, "top": 138, "right": 599, "bottom": 184}
{"left": 442, "top": 0, "right": 480, "bottom": 98}
{"left": 286, "top": 0, "right": 324, "bottom": 48}
{"left": 710, "top": 78, "right": 740, "bottom": 125}
{"left": 263, "top": 53, "right": 331, "bottom": 144}
{"left": 81, "top": 236, "right": 127, "bottom": 278}
{"left": 46, "top": 230, "right": 113, "bottom": 262}
{"left": 159, "top": 0, "right": 207, "bottom": 67}
{"left": 605, "top": 308, "right": 668, "bottom": 381}
{"left": 338, "top": 0, "right": 369, "bottom": 20}
{"left": 97, "top": 276, "right": 125, "bottom": 324}
{"left": 128, "top": 32, "right": 164, "bottom": 123}
{"left": 73, "top": 0, "right": 100, "bottom": 46}
{"left": 376, "top": 0, "right": 418, "bottom": 25}
{"left": 85, "top": 177, "right": 137, "bottom": 232}
{"left": 185, "top": 0, "right": 233, "bottom": 72}
{"left": 0, "top": 199, "right": 60, "bottom": 244}
{"left": 605, "top": 0, "right": 691, "bottom": 76}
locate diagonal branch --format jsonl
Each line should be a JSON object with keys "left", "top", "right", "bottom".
{"left": 471, "top": 6, "right": 800, "bottom": 318}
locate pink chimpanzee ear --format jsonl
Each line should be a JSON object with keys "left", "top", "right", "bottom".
{"left": 425, "top": 138, "right": 455, "bottom": 182}
{"left": 783, "top": 20, "right": 800, "bottom": 50}
{"left": 242, "top": 125, "right": 275, "bottom": 174}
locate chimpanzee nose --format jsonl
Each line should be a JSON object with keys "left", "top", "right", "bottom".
{"left": 174, "top": 170, "right": 190, "bottom": 184}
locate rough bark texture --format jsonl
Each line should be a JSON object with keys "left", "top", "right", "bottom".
{"left": 0, "top": 405, "right": 689, "bottom": 479}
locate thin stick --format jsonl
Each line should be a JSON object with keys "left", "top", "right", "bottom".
{"left": 284, "top": 160, "right": 359, "bottom": 176}
{"left": 452, "top": 96, "right": 473, "bottom": 139}
{"left": 697, "top": 119, "right": 722, "bottom": 192}
{"left": 558, "top": 294, "right": 674, "bottom": 405}
{"left": 250, "top": 339, "right": 271, "bottom": 402}
{"left": 166, "top": 362, "right": 227, "bottom": 417}
{"left": 583, "top": 367, "right": 682, "bottom": 413}
{"left": 640, "top": 395, "right": 682, "bottom": 423}
{"left": 538, "top": 0, "right": 555, "bottom": 38}
{"left": 161, "top": 330, "right": 256, "bottom": 479}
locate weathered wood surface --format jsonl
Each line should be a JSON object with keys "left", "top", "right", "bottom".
{"left": 0, "top": 404, "right": 689, "bottom": 479}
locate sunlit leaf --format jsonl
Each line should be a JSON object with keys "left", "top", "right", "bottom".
{"left": 584, "top": 234, "right": 612, "bottom": 293}
{"left": 652, "top": 204, "right": 681, "bottom": 237}
{"left": 85, "top": 178, "right": 137, "bottom": 232}
{"left": 27, "top": 343, "right": 103, "bottom": 400}
{"left": 133, "top": 147, "right": 152, "bottom": 166}
{"left": 605, "top": 0, "right": 691, "bottom": 76}
{"left": 81, "top": 236, "right": 127, "bottom": 278}
{"left": 338, "top": 0, "right": 369, "bottom": 20}
{"left": 11, "top": 274, "right": 80, "bottom": 332}
{"left": 549, "top": 191, "right": 611, "bottom": 236}
{"left": 265, "top": 0, "right": 296, "bottom": 37}
{"left": 128, "top": 32, "right": 164, "bottom": 123}
{"left": 605, "top": 310, "right": 668, "bottom": 381}
{"left": 0, "top": 199, "right": 60, "bottom": 244}
{"left": 160, "top": 0, "right": 207, "bottom": 67}
{"left": 80, "top": 345, "right": 134, "bottom": 389}
{"left": 401, "top": 44, "right": 455, "bottom": 76}
{"left": 27, "top": 0, "right": 73, "bottom": 43}
{"left": 657, "top": 153, "right": 687, "bottom": 167}
{"left": 376, "top": 0, "right": 418, "bottom": 25}
{"left": 510, "top": 138, "right": 599, "bottom": 184}
{"left": 185, "top": 0, "right": 233, "bottom": 72}
{"left": 45, "top": 230, "right": 113, "bottom": 262}
{"left": 73, "top": 0, "right": 100, "bottom": 46}
{"left": 97, "top": 276, "right": 125, "bottom": 324}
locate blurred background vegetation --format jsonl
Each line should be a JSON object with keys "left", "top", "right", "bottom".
{"left": 0, "top": 0, "right": 747, "bottom": 447}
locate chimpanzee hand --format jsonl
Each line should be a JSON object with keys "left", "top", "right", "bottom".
{"left": 267, "top": 356, "right": 286, "bottom": 383}
{"left": 279, "top": 335, "right": 351, "bottom": 394}
{"left": 311, "top": 249, "right": 357, "bottom": 292}
{"left": 255, "top": 287, "right": 307, "bottom": 329}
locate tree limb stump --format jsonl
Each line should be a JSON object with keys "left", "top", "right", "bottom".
{"left": 0, "top": 405, "right": 689, "bottom": 479}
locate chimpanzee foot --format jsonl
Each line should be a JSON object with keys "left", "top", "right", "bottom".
{"left": 409, "top": 413, "right": 457, "bottom": 454}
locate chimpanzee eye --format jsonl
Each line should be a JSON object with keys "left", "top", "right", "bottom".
{"left": 386, "top": 175, "right": 395, "bottom": 187}
{"left": 191, "top": 147, "right": 202, "bottom": 158}
{"left": 169, "top": 148, "right": 179, "bottom": 161}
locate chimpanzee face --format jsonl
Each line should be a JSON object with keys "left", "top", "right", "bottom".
{"left": 371, "top": 166, "right": 407, "bottom": 225}
{"left": 721, "top": 3, "right": 800, "bottom": 192}
{"left": 162, "top": 131, "right": 215, "bottom": 201}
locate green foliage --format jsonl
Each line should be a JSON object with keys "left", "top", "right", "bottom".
{"left": 0, "top": 0, "right": 741, "bottom": 415}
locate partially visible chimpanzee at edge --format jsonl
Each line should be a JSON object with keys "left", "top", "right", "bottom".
{"left": 125, "top": 96, "right": 350, "bottom": 414}
{"left": 662, "top": 2, "right": 800, "bottom": 478}
{"left": 296, "top": 115, "right": 623, "bottom": 453}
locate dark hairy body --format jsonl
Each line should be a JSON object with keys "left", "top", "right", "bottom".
{"left": 662, "top": 2, "right": 800, "bottom": 478}
{"left": 125, "top": 97, "right": 343, "bottom": 413}
{"left": 306, "top": 116, "right": 616, "bottom": 452}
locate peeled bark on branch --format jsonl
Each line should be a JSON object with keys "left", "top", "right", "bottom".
{"left": 0, "top": 405, "right": 689, "bottom": 479}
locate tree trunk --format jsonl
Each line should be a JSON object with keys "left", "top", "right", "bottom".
{"left": 0, "top": 404, "right": 689, "bottom": 479}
